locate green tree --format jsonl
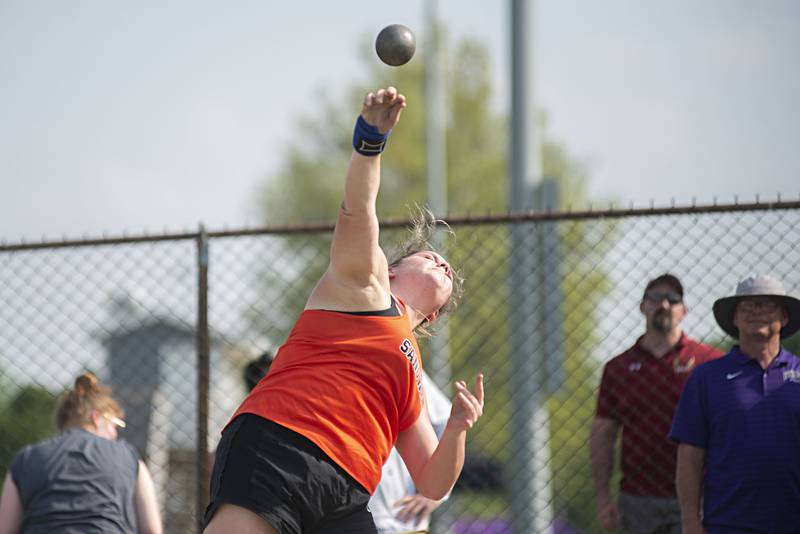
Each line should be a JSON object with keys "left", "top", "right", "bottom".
{"left": 0, "top": 385, "right": 57, "bottom": 476}
{"left": 255, "top": 34, "right": 615, "bottom": 532}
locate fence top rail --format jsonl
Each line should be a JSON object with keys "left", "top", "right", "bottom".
{"left": 2, "top": 198, "right": 799, "bottom": 252}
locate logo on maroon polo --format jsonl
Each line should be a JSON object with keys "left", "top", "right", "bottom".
{"left": 673, "top": 356, "right": 696, "bottom": 374}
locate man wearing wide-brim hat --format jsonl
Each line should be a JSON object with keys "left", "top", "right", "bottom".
{"left": 669, "top": 275, "right": 800, "bottom": 533}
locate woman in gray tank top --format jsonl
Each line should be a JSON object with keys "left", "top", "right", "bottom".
{"left": 0, "top": 372, "right": 162, "bottom": 534}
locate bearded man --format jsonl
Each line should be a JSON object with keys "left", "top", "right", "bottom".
{"left": 590, "top": 274, "right": 723, "bottom": 533}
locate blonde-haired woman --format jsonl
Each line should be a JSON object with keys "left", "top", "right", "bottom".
{"left": 0, "top": 373, "right": 162, "bottom": 534}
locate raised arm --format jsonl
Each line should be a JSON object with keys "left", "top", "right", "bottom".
{"left": 395, "top": 375, "right": 484, "bottom": 500}
{"left": 307, "top": 87, "right": 406, "bottom": 312}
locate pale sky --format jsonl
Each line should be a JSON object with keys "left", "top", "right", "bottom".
{"left": 1, "top": 0, "right": 798, "bottom": 241}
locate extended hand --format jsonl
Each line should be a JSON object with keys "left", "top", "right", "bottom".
{"left": 393, "top": 494, "right": 441, "bottom": 525}
{"left": 360, "top": 86, "right": 406, "bottom": 134}
{"left": 447, "top": 374, "right": 484, "bottom": 432}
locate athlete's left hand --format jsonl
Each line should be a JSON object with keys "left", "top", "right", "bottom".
{"left": 447, "top": 374, "right": 484, "bottom": 432}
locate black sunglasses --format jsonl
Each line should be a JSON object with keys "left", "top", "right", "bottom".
{"left": 643, "top": 291, "right": 683, "bottom": 305}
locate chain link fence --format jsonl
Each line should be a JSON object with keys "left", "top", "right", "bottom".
{"left": 1, "top": 201, "right": 799, "bottom": 533}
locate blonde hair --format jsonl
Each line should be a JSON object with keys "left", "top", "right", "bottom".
{"left": 55, "top": 372, "right": 124, "bottom": 431}
{"left": 387, "top": 206, "right": 464, "bottom": 336}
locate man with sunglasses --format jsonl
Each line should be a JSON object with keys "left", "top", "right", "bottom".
{"left": 591, "top": 274, "right": 723, "bottom": 533}
{"left": 670, "top": 275, "right": 800, "bottom": 533}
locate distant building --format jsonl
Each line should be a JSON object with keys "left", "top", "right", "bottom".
{"left": 103, "top": 315, "right": 244, "bottom": 534}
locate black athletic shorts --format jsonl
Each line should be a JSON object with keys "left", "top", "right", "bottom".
{"left": 204, "top": 413, "right": 377, "bottom": 534}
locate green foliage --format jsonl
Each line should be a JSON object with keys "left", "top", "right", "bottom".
{"left": 255, "top": 33, "right": 615, "bottom": 531}
{"left": 784, "top": 332, "right": 800, "bottom": 355}
{"left": 259, "top": 39, "right": 506, "bottom": 222}
{"left": 0, "top": 385, "right": 57, "bottom": 477}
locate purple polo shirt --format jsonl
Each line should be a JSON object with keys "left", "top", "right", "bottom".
{"left": 669, "top": 346, "right": 800, "bottom": 532}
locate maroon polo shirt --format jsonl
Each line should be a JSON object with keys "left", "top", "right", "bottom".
{"left": 595, "top": 333, "right": 723, "bottom": 497}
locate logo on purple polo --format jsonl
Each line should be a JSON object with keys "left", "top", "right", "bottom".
{"left": 783, "top": 369, "right": 800, "bottom": 383}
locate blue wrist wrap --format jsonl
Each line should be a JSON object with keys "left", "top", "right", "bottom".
{"left": 352, "top": 115, "right": 390, "bottom": 156}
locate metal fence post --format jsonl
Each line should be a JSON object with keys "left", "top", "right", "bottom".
{"left": 196, "top": 225, "right": 210, "bottom": 534}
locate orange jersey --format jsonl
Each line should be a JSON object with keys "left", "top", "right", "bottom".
{"left": 231, "top": 298, "right": 424, "bottom": 493}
